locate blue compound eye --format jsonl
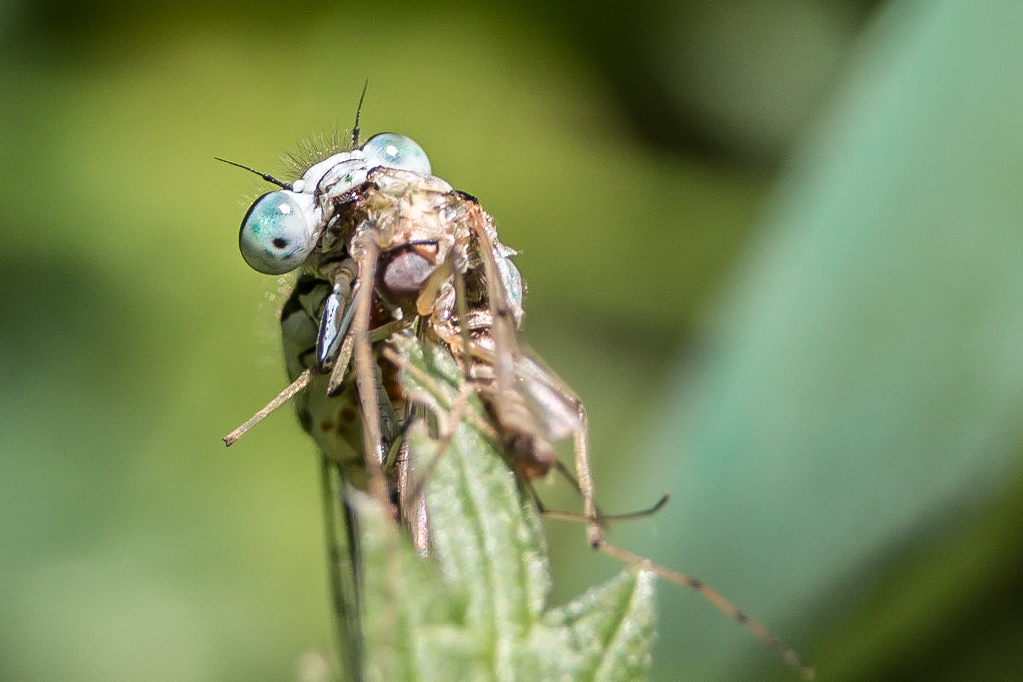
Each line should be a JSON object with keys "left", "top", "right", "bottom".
{"left": 362, "top": 133, "right": 431, "bottom": 175}
{"left": 239, "top": 191, "right": 315, "bottom": 275}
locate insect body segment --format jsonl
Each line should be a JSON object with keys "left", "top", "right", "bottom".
{"left": 237, "top": 133, "right": 430, "bottom": 275}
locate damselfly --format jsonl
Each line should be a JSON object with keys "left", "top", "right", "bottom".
{"left": 222, "top": 112, "right": 812, "bottom": 680}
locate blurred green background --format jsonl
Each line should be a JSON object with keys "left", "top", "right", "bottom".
{"left": 3, "top": 1, "right": 1023, "bottom": 681}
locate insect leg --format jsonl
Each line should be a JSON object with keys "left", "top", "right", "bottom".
{"left": 401, "top": 381, "right": 477, "bottom": 507}
{"left": 451, "top": 253, "right": 471, "bottom": 372}
{"left": 597, "top": 541, "right": 814, "bottom": 679}
{"left": 384, "top": 409, "right": 429, "bottom": 554}
{"left": 568, "top": 405, "right": 602, "bottom": 547}
{"left": 380, "top": 342, "right": 501, "bottom": 516}
{"left": 222, "top": 369, "right": 313, "bottom": 445}
{"left": 350, "top": 241, "right": 390, "bottom": 506}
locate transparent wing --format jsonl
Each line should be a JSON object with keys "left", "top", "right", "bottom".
{"left": 464, "top": 206, "right": 583, "bottom": 446}
{"left": 464, "top": 201, "right": 599, "bottom": 532}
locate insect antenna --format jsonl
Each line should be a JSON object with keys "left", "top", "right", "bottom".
{"left": 352, "top": 79, "right": 369, "bottom": 149}
{"left": 214, "top": 157, "right": 294, "bottom": 191}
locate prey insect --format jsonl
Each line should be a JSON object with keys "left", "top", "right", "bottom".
{"left": 222, "top": 121, "right": 812, "bottom": 679}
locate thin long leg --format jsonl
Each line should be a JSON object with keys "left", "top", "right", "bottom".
{"left": 596, "top": 541, "right": 814, "bottom": 680}
{"left": 552, "top": 412, "right": 812, "bottom": 677}
{"left": 351, "top": 242, "right": 389, "bottom": 506}
{"left": 452, "top": 256, "right": 471, "bottom": 371}
{"left": 542, "top": 462, "right": 670, "bottom": 522}
{"left": 402, "top": 382, "right": 476, "bottom": 507}
{"left": 380, "top": 345, "right": 499, "bottom": 442}
{"left": 395, "top": 435, "right": 430, "bottom": 555}
{"left": 390, "top": 365, "right": 430, "bottom": 555}
{"left": 348, "top": 244, "right": 404, "bottom": 672}
{"left": 223, "top": 369, "right": 313, "bottom": 445}
{"left": 379, "top": 344, "right": 493, "bottom": 510}
{"left": 464, "top": 207, "right": 516, "bottom": 412}
{"left": 570, "top": 405, "right": 601, "bottom": 547}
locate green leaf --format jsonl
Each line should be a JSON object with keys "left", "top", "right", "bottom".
{"left": 349, "top": 334, "right": 657, "bottom": 682}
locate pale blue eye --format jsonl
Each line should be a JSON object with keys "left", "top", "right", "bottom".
{"left": 362, "top": 133, "right": 431, "bottom": 175}
{"left": 239, "top": 191, "right": 315, "bottom": 274}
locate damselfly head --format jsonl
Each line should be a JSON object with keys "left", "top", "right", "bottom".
{"left": 225, "top": 133, "right": 431, "bottom": 276}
